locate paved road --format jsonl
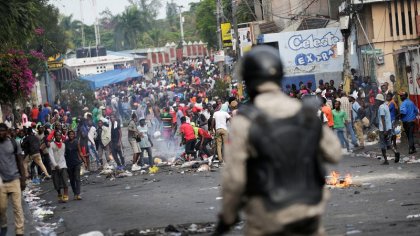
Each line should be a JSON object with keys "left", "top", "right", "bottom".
{"left": 7, "top": 129, "right": 420, "bottom": 236}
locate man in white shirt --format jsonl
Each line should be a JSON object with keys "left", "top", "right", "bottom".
{"left": 213, "top": 104, "right": 231, "bottom": 163}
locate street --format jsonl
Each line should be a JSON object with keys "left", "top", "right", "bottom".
{"left": 12, "top": 138, "right": 419, "bottom": 236}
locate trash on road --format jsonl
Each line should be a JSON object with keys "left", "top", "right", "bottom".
{"left": 197, "top": 164, "right": 210, "bottom": 172}
{"left": 79, "top": 231, "right": 104, "bottom": 236}
{"left": 154, "top": 157, "right": 163, "bottom": 165}
{"left": 149, "top": 166, "right": 159, "bottom": 174}
{"left": 181, "top": 161, "right": 199, "bottom": 168}
{"left": 116, "top": 171, "right": 133, "bottom": 178}
{"left": 406, "top": 213, "right": 420, "bottom": 219}
{"left": 188, "top": 224, "right": 198, "bottom": 232}
{"left": 99, "top": 169, "right": 113, "bottom": 175}
{"left": 164, "top": 225, "right": 180, "bottom": 233}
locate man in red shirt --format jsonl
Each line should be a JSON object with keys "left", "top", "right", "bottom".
{"left": 196, "top": 127, "right": 212, "bottom": 159}
{"left": 179, "top": 116, "right": 196, "bottom": 160}
{"left": 30, "top": 104, "right": 39, "bottom": 123}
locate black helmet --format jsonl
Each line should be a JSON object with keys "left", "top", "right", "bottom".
{"left": 240, "top": 45, "right": 283, "bottom": 90}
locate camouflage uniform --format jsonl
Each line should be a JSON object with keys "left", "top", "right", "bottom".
{"left": 221, "top": 82, "right": 342, "bottom": 235}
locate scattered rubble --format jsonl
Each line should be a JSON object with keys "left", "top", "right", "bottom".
{"left": 355, "top": 151, "right": 420, "bottom": 164}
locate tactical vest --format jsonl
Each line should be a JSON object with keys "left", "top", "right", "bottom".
{"left": 238, "top": 101, "right": 325, "bottom": 211}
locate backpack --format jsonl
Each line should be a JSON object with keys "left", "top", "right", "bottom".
{"left": 238, "top": 100, "right": 325, "bottom": 211}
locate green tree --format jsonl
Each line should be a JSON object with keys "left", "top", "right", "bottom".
{"left": 195, "top": 0, "right": 217, "bottom": 48}
{"left": 59, "top": 79, "right": 95, "bottom": 117}
{"left": 0, "top": 0, "right": 39, "bottom": 49}
{"left": 166, "top": 0, "right": 178, "bottom": 30}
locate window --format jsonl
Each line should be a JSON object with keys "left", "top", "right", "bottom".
{"left": 407, "top": 0, "right": 414, "bottom": 35}
{"left": 394, "top": 0, "right": 399, "bottom": 36}
{"left": 388, "top": 2, "right": 393, "bottom": 37}
{"left": 401, "top": 0, "right": 406, "bottom": 35}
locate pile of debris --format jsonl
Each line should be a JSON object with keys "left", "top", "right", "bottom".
{"left": 23, "top": 182, "right": 63, "bottom": 235}
{"left": 354, "top": 151, "right": 420, "bottom": 164}
{"left": 80, "top": 221, "right": 244, "bottom": 236}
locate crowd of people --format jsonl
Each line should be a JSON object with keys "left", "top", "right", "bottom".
{"left": 285, "top": 71, "right": 418, "bottom": 162}
{"left": 0, "top": 54, "right": 419, "bottom": 235}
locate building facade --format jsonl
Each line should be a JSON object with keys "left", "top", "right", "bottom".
{"left": 355, "top": 0, "right": 420, "bottom": 85}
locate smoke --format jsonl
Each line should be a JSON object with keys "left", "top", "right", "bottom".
{"left": 152, "top": 136, "right": 184, "bottom": 162}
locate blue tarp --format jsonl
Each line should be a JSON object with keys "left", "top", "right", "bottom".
{"left": 80, "top": 68, "right": 142, "bottom": 89}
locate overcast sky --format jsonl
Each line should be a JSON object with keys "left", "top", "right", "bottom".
{"left": 51, "top": 0, "right": 199, "bottom": 25}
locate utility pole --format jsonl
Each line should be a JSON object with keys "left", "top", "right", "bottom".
{"left": 79, "top": 0, "right": 86, "bottom": 47}
{"left": 178, "top": 5, "right": 185, "bottom": 43}
{"left": 232, "top": 0, "right": 240, "bottom": 60}
{"left": 216, "top": 0, "right": 224, "bottom": 79}
{"left": 92, "top": 0, "right": 101, "bottom": 47}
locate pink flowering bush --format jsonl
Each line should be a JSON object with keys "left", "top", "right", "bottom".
{"left": 0, "top": 49, "right": 46, "bottom": 103}
{"left": 34, "top": 28, "right": 45, "bottom": 36}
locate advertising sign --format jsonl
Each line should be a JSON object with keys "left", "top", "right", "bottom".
{"left": 261, "top": 28, "right": 344, "bottom": 75}
{"left": 238, "top": 27, "right": 252, "bottom": 55}
{"left": 48, "top": 54, "right": 64, "bottom": 69}
{"left": 221, "top": 23, "right": 233, "bottom": 48}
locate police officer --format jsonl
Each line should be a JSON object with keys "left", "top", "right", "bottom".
{"left": 215, "top": 46, "right": 342, "bottom": 235}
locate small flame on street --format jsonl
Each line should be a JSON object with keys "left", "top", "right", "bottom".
{"left": 326, "top": 171, "right": 353, "bottom": 187}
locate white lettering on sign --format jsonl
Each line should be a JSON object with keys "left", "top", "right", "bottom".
{"left": 288, "top": 32, "right": 340, "bottom": 51}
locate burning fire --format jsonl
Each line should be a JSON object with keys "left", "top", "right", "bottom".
{"left": 326, "top": 171, "right": 353, "bottom": 187}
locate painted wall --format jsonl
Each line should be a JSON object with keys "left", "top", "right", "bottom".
{"left": 261, "top": 27, "right": 345, "bottom": 75}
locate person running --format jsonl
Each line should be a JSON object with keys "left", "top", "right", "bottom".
{"left": 64, "top": 130, "right": 83, "bottom": 200}
{"left": 48, "top": 131, "right": 69, "bottom": 203}
{"left": 332, "top": 101, "right": 351, "bottom": 153}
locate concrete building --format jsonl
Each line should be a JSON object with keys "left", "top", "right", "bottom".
{"left": 253, "top": 0, "right": 341, "bottom": 30}
{"left": 355, "top": 0, "right": 420, "bottom": 85}
{"left": 65, "top": 52, "right": 137, "bottom": 77}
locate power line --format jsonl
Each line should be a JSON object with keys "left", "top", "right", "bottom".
{"left": 252, "top": 0, "right": 320, "bottom": 20}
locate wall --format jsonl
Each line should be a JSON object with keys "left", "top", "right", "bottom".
{"left": 260, "top": 27, "right": 345, "bottom": 88}
{"left": 358, "top": 0, "right": 420, "bottom": 85}
{"left": 261, "top": 27, "right": 344, "bottom": 74}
